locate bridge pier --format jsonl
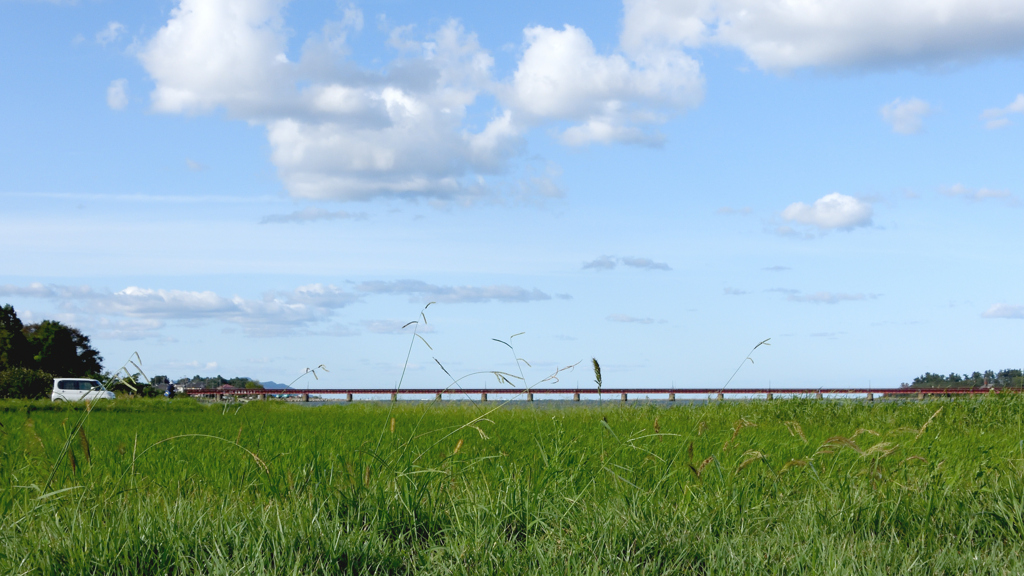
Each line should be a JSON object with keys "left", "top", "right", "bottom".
{"left": 258, "top": 394, "right": 266, "bottom": 401}
{"left": 391, "top": 392, "right": 397, "bottom": 402}
{"left": 301, "top": 393, "right": 309, "bottom": 402}
{"left": 816, "top": 391, "right": 823, "bottom": 400}
{"left": 573, "top": 392, "right": 580, "bottom": 401}
{"left": 716, "top": 392, "right": 724, "bottom": 401}
{"left": 346, "top": 392, "right": 353, "bottom": 402}
{"left": 527, "top": 392, "right": 534, "bottom": 401}
{"left": 917, "top": 391, "right": 925, "bottom": 401}
{"left": 668, "top": 392, "right": 675, "bottom": 401}
{"left": 766, "top": 392, "right": 773, "bottom": 400}
{"left": 435, "top": 392, "right": 442, "bottom": 401}
{"left": 480, "top": 392, "right": 488, "bottom": 402}
{"left": 620, "top": 392, "right": 628, "bottom": 402}
{"left": 867, "top": 392, "right": 874, "bottom": 402}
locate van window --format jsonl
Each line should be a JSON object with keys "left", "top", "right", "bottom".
{"left": 58, "top": 380, "right": 74, "bottom": 390}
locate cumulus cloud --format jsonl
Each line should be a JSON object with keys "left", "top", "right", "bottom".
{"left": 582, "top": 256, "right": 671, "bottom": 270}
{"left": 942, "top": 183, "right": 1014, "bottom": 202}
{"left": 356, "top": 280, "right": 550, "bottom": 304}
{"left": 96, "top": 21, "right": 125, "bottom": 46}
{"left": 134, "top": 0, "right": 709, "bottom": 202}
{"left": 781, "top": 193, "right": 873, "bottom": 231}
{"left": 981, "top": 94, "right": 1024, "bottom": 129}
{"left": 622, "top": 0, "right": 1024, "bottom": 72}
{"left": 881, "top": 98, "right": 932, "bottom": 134}
{"left": 135, "top": 2, "right": 525, "bottom": 201}
{"left": 259, "top": 207, "right": 367, "bottom": 224}
{"left": 982, "top": 304, "right": 1024, "bottom": 319}
{"left": 506, "top": 24, "right": 702, "bottom": 146}
{"left": 107, "top": 79, "right": 128, "bottom": 110}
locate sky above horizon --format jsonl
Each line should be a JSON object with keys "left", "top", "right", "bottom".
{"left": 1, "top": 0, "right": 1023, "bottom": 391}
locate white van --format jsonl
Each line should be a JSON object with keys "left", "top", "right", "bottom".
{"left": 51, "top": 378, "right": 116, "bottom": 402}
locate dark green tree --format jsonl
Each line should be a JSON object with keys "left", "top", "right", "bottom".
{"left": 0, "top": 304, "right": 32, "bottom": 369}
{"left": 23, "top": 320, "right": 103, "bottom": 377}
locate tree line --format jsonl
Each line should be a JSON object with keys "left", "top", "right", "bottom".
{"left": 902, "top": 369, "right": 1024, "bottom": 389}
{"left": 0, "top": 304, "right": 104, "bottom": 398}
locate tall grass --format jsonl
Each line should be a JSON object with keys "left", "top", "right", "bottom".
{"left": 2, "top": 395, "right": 1024, "bottom": 574}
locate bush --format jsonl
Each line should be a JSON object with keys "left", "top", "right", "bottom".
{"left": 0, "top": 367, "right": 53, "bottom": 399}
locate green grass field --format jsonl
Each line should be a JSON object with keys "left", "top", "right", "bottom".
{"left": 2, "top": 396, "right": 1024, "bottom": 574}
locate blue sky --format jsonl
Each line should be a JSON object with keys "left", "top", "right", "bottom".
{"left": 1, "top": 0, "right": 1023, "bottom": 391}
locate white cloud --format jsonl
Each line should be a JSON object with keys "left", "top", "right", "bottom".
{"left": 107, "top": 79, "right": 128, "bottom": 110}
{"left": 942, "top": 183, "right": 1014, "bottom": 201}
{"left": 880, "top": 98, "right": 932, "bottom": 134}
{"left": 507, "top": 24, "right": 702, "bottom": 146}
{"left": 136, "top": 1, "right": 707, "bottom": 200}
{"left": 0, "top": 282, "right": 359, "bottom": 336}
{"left": 96, "top": 21, "right": 125, "bottom": 46}
{"left": 621, "top": 0, "right": 1024, "bottom": 72}
{"left": 138, "top": 2, "right": 521, "bottom": 202}
{"left": 983, "top": 304, "right": 1024, "bottom": 319}
{"left": 781, "top": 192, "right": 873, "bottom": 231}
{"left": 356, "top": 280, "right": 551, "bottom": 303}
{"left": 981, "top": 94, "right": 1024, "bottom": 129}
{"left": 138, "top": 0, "right": 291, "bottom": 115}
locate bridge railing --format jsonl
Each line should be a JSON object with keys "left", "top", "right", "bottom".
{"left": 184, "top": 387, "right": 1015, "bottom": 402}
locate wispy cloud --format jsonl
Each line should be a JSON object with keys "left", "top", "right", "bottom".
{"left": 96, "top": 21, "right": 125, "bottom": 46}
{"left": 356, "top": 280, "right": 551, "bottom": 303}
{"left": 362, "top": 319, "right": 436, "bottom": 334}
{"left": 106, "top": 79, "right": 128, "bottom": 110}
{"left": 583, "top": 256, "right": 671, "bottom": 271}
{"left": 0, "top": 282, "right": 359, "bottom": 337}
{"left": 607, "top": 314, "right": 656, "bottom": 324}
{"left": 982, "top": 304, "right": 1024, "bottom": 319}
{"left": 1, "top": 191, "right": 285, "bottom": 204}
{"left": 717, "top": 207, "right": 752, "bottom": 215}
{"left": 767, "top": 288, "right": 879, "bottom": 304}
{"left": 942, "top": 183, "right": 1015, "bottom": 202}
{"left": 880, "top": 98, "right": 932, "bottom": 134}
{"left": 763, "top": 265, "right": 790, "bottom": 272}
{"left": 981, "top": 94, "right": 1024, "bottom": 129}
{"left": 260, "top": 207, "right": 368, "bottom": 224}
{"left": 723, "top": 287, "right": 748, "bottom": 296}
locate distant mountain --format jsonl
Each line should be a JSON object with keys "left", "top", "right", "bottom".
{"left": 259, "top": 381, "right": 293, "bottom": 390}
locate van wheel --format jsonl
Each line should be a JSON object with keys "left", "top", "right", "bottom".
{"left": 52, "top": 398, "right": 64, "bottom": 402}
